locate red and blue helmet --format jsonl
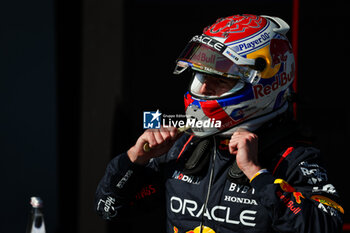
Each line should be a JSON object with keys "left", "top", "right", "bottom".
{"left": 174, "top": 14, "right": 295, "bottom": 137}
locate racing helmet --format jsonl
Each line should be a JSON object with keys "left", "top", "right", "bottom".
{"left": 173, "top": 14, "right": 295, "bottom": 137}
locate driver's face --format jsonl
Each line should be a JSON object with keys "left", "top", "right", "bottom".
{"left": 198, "top": 74, "right": 238, "bottom": 97}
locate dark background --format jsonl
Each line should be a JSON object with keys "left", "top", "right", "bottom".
{"left": 0, "top": 0, "right": 348, "bottom": 232}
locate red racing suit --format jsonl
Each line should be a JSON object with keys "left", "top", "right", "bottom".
{"left": 95, "top": 126, "right": 343, "bottom": 233}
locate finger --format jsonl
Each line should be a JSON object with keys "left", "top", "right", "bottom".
{"left": 229, "top": 145, "right": 238, "bottom": 155}
{"left": 145, "top": 130, "right": 158, "bottom": 148}
{"left": 143, "top": 127, "right": 181, "bottom": 152}
{"left": 235, "top": 128, "right": 250, "bottom": 134}
{"left": 230, "top": 131, "right": 242, "bottom": 142}
{"left": 153, "top": 129, "right": 166, "bottom": 146}
{"left": 161, "top": 126, "right": 184, "bottom": 140}
{"left": 168, "top": 126, "right": 178, "bottom": 138}
{"left": 229, "top": 138, "right": 238, "bottom": 155}
{"left": 160, "top": 128, "right": 171, "bottom": 142}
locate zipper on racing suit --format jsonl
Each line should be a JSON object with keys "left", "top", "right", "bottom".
{"left": 199, "top": 137, "right": 217, "bottom": 233}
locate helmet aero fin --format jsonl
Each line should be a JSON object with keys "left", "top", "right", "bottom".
{"left": 261, "top": 15, "right": 290, "bottom": 35}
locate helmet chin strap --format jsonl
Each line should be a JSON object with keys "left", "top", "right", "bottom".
{"left": 219, "top": 101, "right": 289, "bottom": 137}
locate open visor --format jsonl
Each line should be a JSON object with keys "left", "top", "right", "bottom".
{"left": 174, "top": 37, "right": 261, "bottom": 85}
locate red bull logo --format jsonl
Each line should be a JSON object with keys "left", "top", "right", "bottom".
{"left": 186, "top": 226, "right": 216, "bottom": 233}
{"left": 275, "top": 179, "right": 295, "bottom": 192}
{"left": 253, "top": 70, "right": 294, "bottom": 99}
{"left": 218, "top": 139, "right": 230, "bottom": 150}
{"left": 274, "top": 179, "right": 305, "bottom": 213}
{"left": 276, "top": 191, "right": 302, "bottom": 215}
{"left": 293, "top": 192, "right": 305, "bottom": 204}
{"left": 192, "top": 50, "right": 217, "bottom": 66}
{"left": 275, "top": 179, "right": 305, "bottom": 204}
{"left": 270, "top": 38, "right": 293, "bottom": 67}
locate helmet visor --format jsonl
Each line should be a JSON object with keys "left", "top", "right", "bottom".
{"left": 190, "top": 72, "right": 245, "bottom": 99}
{"left": 174, "top": 41, "right": 260, "bottom": 84}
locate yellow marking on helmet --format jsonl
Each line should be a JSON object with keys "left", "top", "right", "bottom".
{"left": 246, "top": 45, "right": 280, "bottom": 79}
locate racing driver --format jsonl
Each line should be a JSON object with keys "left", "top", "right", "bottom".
{"left": 95, "top": 14, "right": 343, "bottom": 233}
